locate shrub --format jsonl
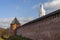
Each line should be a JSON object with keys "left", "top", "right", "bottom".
{"left": 5, "top": 35, "right": 32, "bottom": 40}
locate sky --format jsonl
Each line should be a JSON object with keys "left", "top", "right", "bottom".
{"left": 0, "top": 0, "right": 60, "bottom": 28}
{"left": 0, "top": 0, "right": 51, "bottom": 18}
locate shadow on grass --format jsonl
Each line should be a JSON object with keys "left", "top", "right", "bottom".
{"left": 1, "top": 35, "right": 32, "bottom": 40}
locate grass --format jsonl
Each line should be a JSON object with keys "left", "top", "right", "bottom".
{"left": 1, "top": 35, "right": 32, "bottom": 40}
{"left": 0, "top": 37, "right": 4, "bottom": 40}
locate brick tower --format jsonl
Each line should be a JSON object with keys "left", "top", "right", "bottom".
{"left": 10, "top": 17, "right": 21, "bottom": 36}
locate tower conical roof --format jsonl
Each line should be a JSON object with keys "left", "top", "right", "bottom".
{"left": 11, "top": 17, "right": 20, "bottom": 24}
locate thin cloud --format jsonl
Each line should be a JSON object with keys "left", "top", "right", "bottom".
{"left": 32, "top": 0, "right": 60, "bottom": 13}
{"left": 16, "top": 6, "right": 20, "bottom": 11}
{"left": 23, "top": 0, "right": 26, "bottom": 3}
{"left": 0, "top": 18, "right": 34, "bottom": 29}
{"left": 32, "top": 3, "right": 41, "bottom": 10}
{"left": 32, "top": 5, "right": 38, "bottom": 10}
{"left": 44, "top": 0, "right": 60, "bottom": 13}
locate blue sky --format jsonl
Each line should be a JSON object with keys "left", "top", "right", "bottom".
{"left": 0, "top": 0, "right": 51, "bottom": 18}
{"left": 0, "top": 0, "right": 60, "bottom": 28}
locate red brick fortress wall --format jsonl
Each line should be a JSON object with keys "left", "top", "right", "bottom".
{"left": 17, "top": 12, "right": 60, "bottom": 40}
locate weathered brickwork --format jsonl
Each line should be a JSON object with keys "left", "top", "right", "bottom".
{"left": 17, "top": 9, "right": 60, "bottom": 40}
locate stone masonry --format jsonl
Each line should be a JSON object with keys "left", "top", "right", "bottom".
{"left": 17, "top": 9, "right": 60, "bottom": 40}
